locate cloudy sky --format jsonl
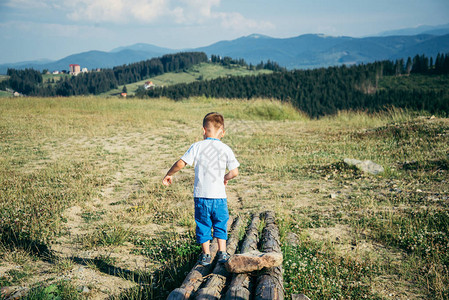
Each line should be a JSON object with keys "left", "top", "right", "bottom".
{"left": 0, "top": 0, "right": 448, "bottom": 64}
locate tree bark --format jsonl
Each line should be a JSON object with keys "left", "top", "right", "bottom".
{"left": 254, "top": 211, "right": 284, "bottom": 300}
{"left": 194, "top": 216, "right": 242, "bottom": 299}
{"left": 167, "top": 216, "right": 234, "bottom": 300}
{"left": 224, "top": 213, "right": 260, "bottom": 300}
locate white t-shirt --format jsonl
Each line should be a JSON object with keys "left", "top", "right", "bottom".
{"left": 181, "top": 138, "right": 240, "bottom": 198}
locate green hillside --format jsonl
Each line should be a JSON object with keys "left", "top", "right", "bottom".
{"left": 99, "top": 62, "right": 272, "bottom": 97}
{"left": 0, "top": 90, "right": 11, "bottom": 97}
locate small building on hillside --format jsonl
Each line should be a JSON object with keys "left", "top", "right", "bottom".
{"left": 52, "top": 70, "right": 60, "bottom": 75}
{"left": 144, "top": 81, "right": 156, "bottom": 90}
{"left": 69, "top": 64, "right": 81, "bottom": 75}
{"left": 82, "top": 67, "right": 88, "bottom": 73}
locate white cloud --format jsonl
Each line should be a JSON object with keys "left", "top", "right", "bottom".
{"left": 4, "top": 0, "right": 274, "bottom": 32}
{"left": 60, "top": 0, "right": 272, "bottom": 31}
{"left": 172, "top": 0, "right": 274, "bottom": 30}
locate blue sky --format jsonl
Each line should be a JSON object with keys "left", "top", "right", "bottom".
{"left": 0, "top": 0, "right": 448, "bottom": 64}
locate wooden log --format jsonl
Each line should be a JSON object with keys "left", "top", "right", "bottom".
{"left": 167, "top": 216, "right": 234, "bottom": 300}
{"left": 254, "top": 211, "right": 284, "bottom": 300}
{"left": 224, "top": 213, "right": 260, "bottom": 300}
{"left": 225, "top": 250, "right": 283, "bottom": 273}
{"left": 194, "top": 216, "right": 242, "bottom": 299}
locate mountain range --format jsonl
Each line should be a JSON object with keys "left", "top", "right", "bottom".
{"left": 1, "top": 23, "right": 449, "bottom": 74}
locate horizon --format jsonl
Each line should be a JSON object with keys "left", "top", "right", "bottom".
{"left": 1, "top": 0, "right": 449, "bottom": 64}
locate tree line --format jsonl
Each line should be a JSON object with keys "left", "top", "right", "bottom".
{"left": 0, "top": 52, "right": 208, "bottom": 96}
{"left": 1, "top": 52, "right": 448, "bottom": 118}
{"left": 209, "top": 54, "right": 286, "bottom": 72}
{"left": 139, "top": 53, "right": 449, "bottom": 118}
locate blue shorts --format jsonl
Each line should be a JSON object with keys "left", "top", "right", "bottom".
{"left": 194, "top": 197, "right": 229, "bottom": 244}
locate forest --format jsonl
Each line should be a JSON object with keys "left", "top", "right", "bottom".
{"left": 141, "top": 53, "right": 449, "bottom": 118}
{"left": 1, "top": 52, "right": 209, "bottom": 97}
{"left": 1, "top": 52, "right": 449, "bottom": 118}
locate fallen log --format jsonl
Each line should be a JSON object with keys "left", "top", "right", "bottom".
{"left": 194, "top": 216, "right": 242, "bottom": 299}
{"left": 225, "top": 250, "right": 283, "bottom": 273}
{"left": 167, "top": 216, "right": 234, "bottom": 300}
{"left": 224, "top": 214, "right": 260, "bottom": 300}
{"left": 254, "top": 211, "right": 284, "bottom": 300}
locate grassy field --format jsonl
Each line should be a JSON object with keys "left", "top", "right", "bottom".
{"left": 99, "top": 63, "right": 273, "bottom": 97}
{"left": 0, "top": 90, "right": 11, "bottom": 97}
{"left": 0, "top": 97, "right": 448, "bottom": 299}
{"left": 42, "top": 73, "right": 70, "bottom": 84}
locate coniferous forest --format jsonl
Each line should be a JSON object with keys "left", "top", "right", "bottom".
{"left": 141, "top": 53, "right": 449, "bottom": 118}
{"left": 1, "top": 52, "right": 208, "bottom": 97}
{"left": 1, "top": 52, "right": 449, "bottom": 118}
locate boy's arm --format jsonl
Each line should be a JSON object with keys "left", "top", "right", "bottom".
{"left": 163, "top": 159, "right": 187, "bottom": 186}
{"left": 224, "top": 168, "right": 239, "bottom": 186}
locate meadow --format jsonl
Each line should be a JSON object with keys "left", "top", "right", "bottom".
{"left": 98, "top": 63, "right": 272, "bottom": 97}
{"left": 0, "top": 97, "right": 448, "bottom": 299}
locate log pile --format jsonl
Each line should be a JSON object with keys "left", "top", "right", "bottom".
{"left": 168, "top": 211, "right": 284, "bottom": 300}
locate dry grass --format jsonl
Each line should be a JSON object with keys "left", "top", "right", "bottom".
{"left": 0, "top": 96, "right": 447, "bottom": 299}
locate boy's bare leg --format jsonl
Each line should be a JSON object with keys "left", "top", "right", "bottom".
{"left": 217, "top": 238, "right": 226, "bottom": 252}
{"left": 201, "top": 240, "right": 210, "bottom": 255}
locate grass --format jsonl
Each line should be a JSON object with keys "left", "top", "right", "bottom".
{"left": 25, "top": 280, "right": 82, "bottom": 300}
{"left": 0, "top": 96, "right": 448, "bottom": 299}
{"left": 283, "top": 237, "right": 382, "bottom": 299}
{"left": 0, "top": 90, "right": 12, "bottom": 97}
{"left": 99, "top": 62, "right": 272, "bottom": 96}
{"left": 42, "top": 73, "right": 70, "bottom": 84}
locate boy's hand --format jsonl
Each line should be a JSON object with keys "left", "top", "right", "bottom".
{"left": 162, "top": 159, "right": 187, "bottom": 186}
{"left": 224, "top": 168, "right": 238, "bottom": 187}
{"left": 162, "top": 175, "right": 173, "bottom": 186}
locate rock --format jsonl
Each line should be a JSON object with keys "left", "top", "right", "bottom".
{"left": 285, "top": 232, "right": 299, "bottom": 246}
{"left": 292, "top": 294, "right": 311, "bottom": 300}
{"left": 7, "top": 287, "right": 29, "bottom": 300}
{"left": 330, "top": 193, "right": 337, "bottom": 199}
{"left": 1, "top": 287, "right": 13, "bottom": 298}
{"left": 343, "top": 158, "right": 384, "bottom": 175}
{"left": 78, "top": 286, "right": 90, "bottom": 293}
{"left": 225, "top": 250, "right": 283, "bottom": 274}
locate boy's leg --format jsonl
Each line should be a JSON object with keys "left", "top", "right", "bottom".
{"left": 195, "top": 198, "right": 213, "bottom": 252}
{"left": 217, "top": 238, "right": 226, "bottom": 252}
{"left": 201, "top": 240, "right": 211, "bottom": 255}
{"left": 211, "top": 198, "right": 229, "bottom": 252}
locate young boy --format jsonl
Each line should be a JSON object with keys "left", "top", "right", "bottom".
{"left": 162, "top": 112, "right": 239, "bottom": 266}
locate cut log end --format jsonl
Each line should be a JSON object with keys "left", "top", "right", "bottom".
{"left": 225, "top": 250, "right": 283, "bottom": 273}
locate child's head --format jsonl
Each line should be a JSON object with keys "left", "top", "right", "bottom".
{"left": 203, "top": 112, "right": 225, "bottom": 138}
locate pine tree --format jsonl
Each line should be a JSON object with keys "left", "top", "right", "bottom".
{"left": 405, "top": 57, "right": 412, "bottom": 74}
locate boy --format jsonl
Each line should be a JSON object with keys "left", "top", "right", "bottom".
{"left": 162, "top": 112, "right": 239, "bottom": 266}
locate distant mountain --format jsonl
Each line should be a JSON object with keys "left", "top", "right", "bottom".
{"left": 196, "top": 33, "right": 449, "bottom": 69}
{"left": 2, "top": 31, "right": 449, "bottom": 74}
{"left": 379, "top": 23, "right": 449, "bottom": 36}
{"left": 0, "top": 46, "right": 174, "bottom": 74}
{"left": 110, "top": 43, "right": 172, "bottom": 54}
